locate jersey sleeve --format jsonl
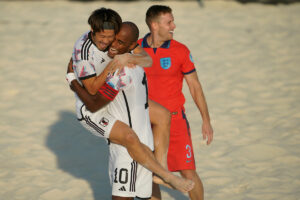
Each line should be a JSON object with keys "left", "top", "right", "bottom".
{"left": 106, "top": 67, "right": 132, "bottom": 91}
{"left": 74, "top": 60, "right": 96, "bottom": 80}
{"left": 181, "top": 46, "right": 196, "bottom": 75}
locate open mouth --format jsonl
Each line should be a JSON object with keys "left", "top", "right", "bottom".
{"left": 109, "top": 47, "right": 118, "bottom": 54}
{"left": 108, "top": 47, "right": 118, "bottom": 57}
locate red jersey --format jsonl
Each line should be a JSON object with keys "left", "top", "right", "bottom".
{"left": 138, "top": 34, "right": 196, "bottom": 111}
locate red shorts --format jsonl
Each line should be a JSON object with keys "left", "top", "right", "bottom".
{"left": 167, "top": 107, "right": 196, "bottom": 172}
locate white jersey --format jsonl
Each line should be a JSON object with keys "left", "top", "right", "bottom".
{"left": 105, "top": 66, "right": 154, "bottom": 198}
{"left": 72, "top": 31, "right": 111, "bottom": 118}
{"left": 106, "top": 66, "right": 154, "bottom": 151}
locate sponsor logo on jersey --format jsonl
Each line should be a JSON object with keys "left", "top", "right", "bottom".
{"left": 160, "top": 57, "right": 171, "bottom": 70}
{"left": 119, "top": 186, "right": 126, "bottom": 191}
{"left": 99, "top": 117, "right": 109, "bottom": 127}
{"left": 101, "top": 58, "right": 105, "bottom": 63}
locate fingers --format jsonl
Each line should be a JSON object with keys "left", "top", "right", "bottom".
{"left": 67, "top": 57, "right": 74, "bottom": 73}
{"left": 202, "top": 129, "right": 213, "bottom": 145}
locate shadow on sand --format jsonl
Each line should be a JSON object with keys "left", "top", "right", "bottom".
{"left": 46, "top": 110, "right": 189, "bottom": 199}
{"left": 46, "top": 110, "right": 111, "bottom": 199}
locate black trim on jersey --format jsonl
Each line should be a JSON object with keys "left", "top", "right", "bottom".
{"left": 122, "top": 91, "right": 132, "bottom": 128}
{"left": 130, "top": 161, "right": 137, "bottom": 192}
{"left": 183, "top": 68, "right": 196, "bottom": 75}
{"left": 81, "top": 39, "right": 92, "bottom": 60}
{"left": 132, "top": 43, "right": 139, "bottom": 51}
{"left": 79, "top": 73, "right": 96, "bottom": 80}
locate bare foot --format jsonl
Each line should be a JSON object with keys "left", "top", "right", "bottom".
{"left": 153, "top": 175, "right": 173, "bottom": 189}
{"left": 154, "top": 174, "right": 195, "bottom": 193}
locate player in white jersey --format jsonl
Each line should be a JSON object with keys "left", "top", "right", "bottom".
{"left": 72, "top": 30, "right": 112, "bottom": 120}
{"left": 107, "top": 66, "right": 154, "bottom": 198}
{"left": 67, "top": 22, "right": 195, "bottom": 198}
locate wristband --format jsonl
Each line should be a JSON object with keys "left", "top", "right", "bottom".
{"left": 66, "top": 73, "right": 76, "bottom": 85}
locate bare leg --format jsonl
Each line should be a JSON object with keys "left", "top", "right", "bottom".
{"left": 109, "top": 121, "right": 194, "bottom": 193}
{"left": 149, "top": 100, "right": 170, "bottom": 169}
{"left": 112, "top": 196, "right": 133, "bottom": 200}
{"left": 180, "top": 170, "right": 204, "bottom": 200}
{"left": 150, "top": 182, "right": 162, "bottom": 200}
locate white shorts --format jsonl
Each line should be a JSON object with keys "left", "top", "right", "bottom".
{"left": 109, "top": 143, "right": 152, "bottom": 199}
{"left": 78, "top": 105, "right": 117, "bottom": 139}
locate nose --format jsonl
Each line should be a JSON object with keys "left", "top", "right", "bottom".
{"left": 172, "top": 22, "right": 176, "bottom": 30}
{"left": 102, "top": 37, "right": 110, "bottom": 44}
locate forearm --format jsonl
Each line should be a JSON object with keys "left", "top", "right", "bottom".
{"left": 89, "top": 66, "right": 111, "bottom": 94}
{"left": 190, "top": 83, "right": 211, "bottom": 123}
{"left": 70, "top": 80, "right": 97, "bottom": 111}
{"left": 131, "top": 45, "right": 152, "bottom": 68}
{"left": 70, "top": 80, "right": 109, "bottom": 112}
{"left": 129, "top": 51, "right": 152, "bottom": 68}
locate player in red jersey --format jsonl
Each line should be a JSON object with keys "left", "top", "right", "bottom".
{"left": 138, "top": 5, "right": 214, "bottom": 200}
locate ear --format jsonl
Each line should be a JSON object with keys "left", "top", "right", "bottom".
{"left": 151, "top": 21, "right": 159, "bottom": 31}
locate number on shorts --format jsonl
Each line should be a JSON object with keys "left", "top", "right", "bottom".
{"left": 114, "top": 168, "right": 128, "bottom": 184}
{"left": 186, "top": 144, "right": 192, "bottom": 159}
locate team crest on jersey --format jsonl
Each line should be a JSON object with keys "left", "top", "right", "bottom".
{"left": 160, "top": 57, "right": 171, "bottom": 70}
{"left": 189, "top": 53, "right": 194, "bottom": 63}
{"left": 99, "top": 117, "right": 109, "bottom": 127}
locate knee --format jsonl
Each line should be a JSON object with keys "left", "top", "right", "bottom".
{"left": 180, "top": 170, "right": 199, "bottom": 180}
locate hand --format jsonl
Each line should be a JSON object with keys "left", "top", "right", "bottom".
{"left": 202, "top": 121, "right": 213, "bottom": 145}
{"left": 109, "top": 53, "right": 135, "bottom": 73}
{"left": 67, "top": 57, "right": 74, "bottom": 73}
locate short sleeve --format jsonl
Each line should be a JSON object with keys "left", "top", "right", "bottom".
{"left": 74, "top": 60, "right": 96, "bottom": 80}
{"left": 106, "top": 67, "right": 132, "bottom": 91}
{"left": 181, "top": 46, "right": 196, "bottom": 75}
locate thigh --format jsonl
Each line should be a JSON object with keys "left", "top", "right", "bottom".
{"left": 167, "top": 111, "right": 196, "bottom": 171}
{"left": 79, "top": 105, "right": 117, "bottom": 139}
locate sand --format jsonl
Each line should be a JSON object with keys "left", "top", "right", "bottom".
{"left": 0, "top": 0, "right": 300, "bottom": 199}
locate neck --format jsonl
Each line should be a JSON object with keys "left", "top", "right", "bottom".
{"left": 147, "top": 33, "right": 165, "bottom": 48}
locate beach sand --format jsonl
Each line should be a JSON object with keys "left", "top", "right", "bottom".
{"left": 0, "top": 1, "right": 300, "bottom": 199}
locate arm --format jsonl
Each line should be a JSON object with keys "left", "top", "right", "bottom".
{"left": 109, "top": 45, "right": 152, "bottom": 70}
{"left": 67, "top": 57, "right": 116, "bottom": 95}
{"left": 184, "top": 71, "right": 213, "bottom": 145}
{"left": 70, "top": 79, "right": 111, "bottom": 112}
{"left": 81, "top": 61, "right": 116, "bottom": 95}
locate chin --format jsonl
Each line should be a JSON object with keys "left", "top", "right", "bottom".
{"left": 108, "top": 53, "right": 115, "bottom": 58}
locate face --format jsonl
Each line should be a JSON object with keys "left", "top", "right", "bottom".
{"left": 108, "top": 27, "right": 133, "bottom": 58}
{"left": 92, "top": 29, "right": 115, "bottom": 51}
{"left": 156, "top": 12, "right": 176, "bottom": 41}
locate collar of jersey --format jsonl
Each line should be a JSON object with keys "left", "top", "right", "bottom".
{"left": 142, "top": 33, "right": 171, "bottom": 49}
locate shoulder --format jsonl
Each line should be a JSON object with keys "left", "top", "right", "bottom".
{"left": 137, "top": 38, "right": 143, "bottom": 45}
{"left": 74, "top": 31, "right": 90, "bottom": 48}
{"left": 73, "top": 31, "right": 96, "bottom": 61}
{"left": 170, "top": 40, "right": 190, "bottom": 52}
